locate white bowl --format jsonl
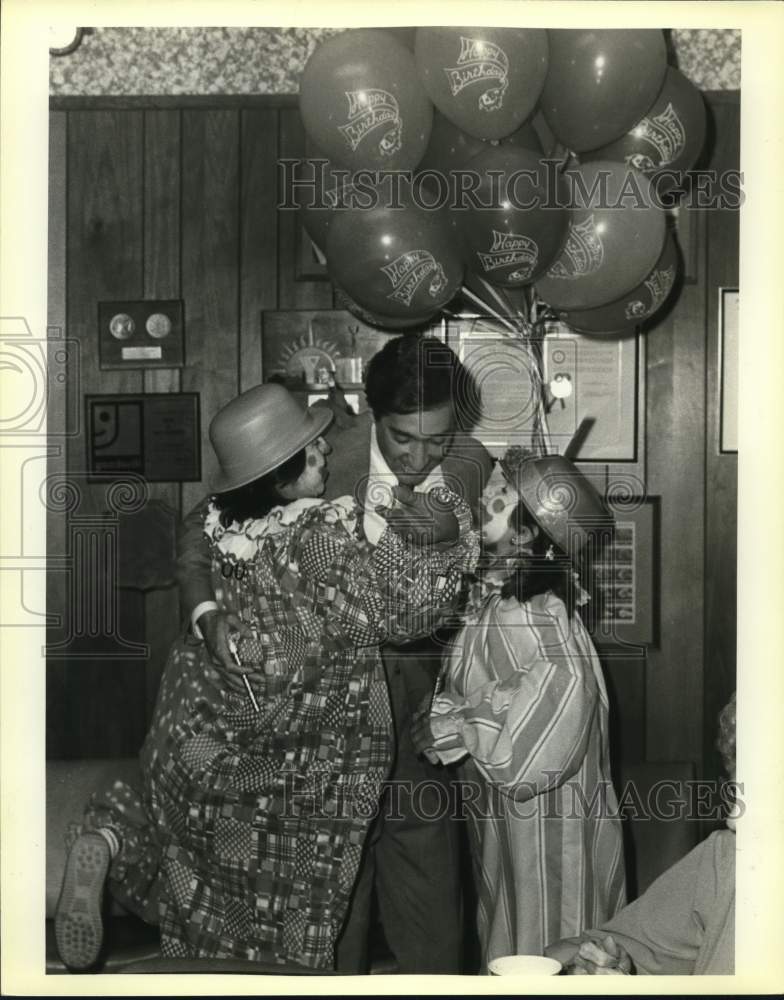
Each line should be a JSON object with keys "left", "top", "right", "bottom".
{"left": 487, "top": 954, "right": 563, "bottom": 976}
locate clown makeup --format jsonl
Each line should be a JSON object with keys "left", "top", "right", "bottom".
{"left": 480, "top": 462, "right": 539, "bottom": 557}
{"left": 480, "top": 463, "right": 521, "bottom": 551}
{"left": 279, "top": 438, "right": 329, "bottom": 500}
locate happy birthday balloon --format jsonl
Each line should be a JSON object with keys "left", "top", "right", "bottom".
{"left": 300, "top": 29, "right": 433, "bottom": 172}
{"left": 326, "top": 201, "right": 464, "bottom": 319}
{"left": 582, "top": 67, "right": 707, "bottom": 193}
{"left": 415, "top": 27, "right": 549, "bottom": 140}
{"left": 458, "top": 146, "right": 570, "bottom": 287}
{"left": 541, "top": 30, "right": 667, "bottom": 153}
{"left": 335, "top": 286, "right": 434, "bottom": 331}
{"left": 535, "top": 160, "right": 667, "bottom": 311}
{"left": 557, "top": 230, "right": 679, "bottom": 334}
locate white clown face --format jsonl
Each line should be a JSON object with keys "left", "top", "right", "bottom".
{"left": 480, "top": 463, "right": 522, "bottom": 552}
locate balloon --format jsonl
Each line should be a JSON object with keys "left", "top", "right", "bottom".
{"left": 336, "top": 286, "right": 434, "bottom": 331}
{"left": 417, "top": 109, "right": 488, "bottom": 177}
{"left": 540, "top": 30, "right": 667, "bottom": 152}
{"left": 535, "top": 160, "right": 667, "bottom": 311}
{"left": 500, "top": 115, "right": 544, "bottom": 155}
{"left": 296, "top": 140, "right": 391, "bottom": 253}
{"left": 557, "top": 230, "right": 679, "bottom": 334}
{"left": 457, "top": 146, "right": 570, "bottom": 287}
{"left": 326, "top": 201, "right": 464, "bottom": 319}
{"left": 379, "top": 27, "right": 417, "bottom": 50}
{"left": 415, "top": 27, "right": 548, "bottom": 140}
{"left": 300, "top": 29, "right": 433, "bottom": 172}
{"left": 582, "top": 67, "right": 707, "bottom": 193}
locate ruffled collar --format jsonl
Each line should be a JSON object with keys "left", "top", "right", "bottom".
{"left": 204, "top": 495, "right": 357, "bottom": 563}
{"left": 461, "top": 559, "right": 590, "bottom": 623}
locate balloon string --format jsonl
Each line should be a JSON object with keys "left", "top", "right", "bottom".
{"left": 476, "top": 277, "right": 526, "bottom": 334}
{"left": 459, "top": 285, "right": 520, "bottom": 338}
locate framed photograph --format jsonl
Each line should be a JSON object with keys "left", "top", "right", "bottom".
{"left": 86, "top": 393, "right": 201, "bottom": 482}
{"left": 719, "top": 287, "right": 739, "bottom": 453}
{"left": 589, "top": 496, "right": 659, "bottom": 650}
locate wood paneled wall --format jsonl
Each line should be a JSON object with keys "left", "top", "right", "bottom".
{"left": 47, "top": 95, "right": 738, "bottom": 772}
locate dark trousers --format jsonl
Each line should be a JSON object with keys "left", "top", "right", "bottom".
{"left": 335, "top": 644, "right": 463, "bottom": 974}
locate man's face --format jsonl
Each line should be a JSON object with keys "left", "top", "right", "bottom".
{"left": 375, "top": 403, "right": 455, "bottom": 487}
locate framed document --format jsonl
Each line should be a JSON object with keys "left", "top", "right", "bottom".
{"left": 86, "top": 393, "right": 201, "bottom": 482}
{"left": 542, "top": 322, "right": 640, "bottom": 463}
{"left": 445, "top": 316, "right": 540, "bottom": 456}
{"left": 719, "top": 288, "right": 739, "bottom": 453}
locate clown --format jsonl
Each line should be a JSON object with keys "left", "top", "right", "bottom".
{"left": 412, "top": 447, "right": 627, "bottom": 968}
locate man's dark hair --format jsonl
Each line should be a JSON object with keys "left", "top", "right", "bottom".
{"left": 364, "top": 334, "right": 481, "bottom": 426}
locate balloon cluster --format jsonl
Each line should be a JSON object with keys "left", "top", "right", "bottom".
{"left": 296, "top": 27, "right": 706, "bottom": 337}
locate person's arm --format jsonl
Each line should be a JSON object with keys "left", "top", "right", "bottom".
{"left": 284, "top": 493, "right": 478, "bottom": 649}
{"left": 414, "top": 601, "right": 599, "bottom": 798}
{"left": 176, "top": 497, "right": 252, "bottom": 688}
{"left": 546, "top": 831, "right": 734, "bottom": 976}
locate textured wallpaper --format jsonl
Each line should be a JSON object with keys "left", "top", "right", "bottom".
{"left": 50, "top": 27, "right": 740, "bottom": 95}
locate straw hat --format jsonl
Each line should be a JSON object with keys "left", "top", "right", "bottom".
{"left": 500, "top": 450, "right": 612, "bottom": 556}
{"left": 209, "top": 384, "right": 332, "bottom": 493}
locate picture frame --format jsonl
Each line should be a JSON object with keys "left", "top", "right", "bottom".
{"left": 97, "top": 299, "right": 185, "bottom": 370}
{"left": 295, "top": 228, "right": 330, "bottom": 281}
{"left": 444, "top": 314, "right": 541, "bottom": 455}
{"left": 719, "top": 287, "right": 739, "bottom": 453}
{"left": 446, "top": 315, "right": 645, "bottom": 480}
{"left": 85, "top": 393, "right": 201, "bottom": 483}
{"left": 589, "top": 495, "right": 660, "bottom": 651}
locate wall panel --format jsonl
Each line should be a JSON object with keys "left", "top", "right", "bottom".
{"left": 63, "top": 110, "right": 148, "bottom": 757}
{"left": 142, "top": 109, "right": 183, "bottom": 716}
{"left": 180, "top": 109, "right": 241, "bottom": 515}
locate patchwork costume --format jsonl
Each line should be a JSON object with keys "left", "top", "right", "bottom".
{"left": 73, "top": 493, "right": 477, "bottom": 969}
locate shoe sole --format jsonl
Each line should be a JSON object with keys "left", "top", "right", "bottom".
{"left": 54, "top": 832, "right": 110, "bottom": 970}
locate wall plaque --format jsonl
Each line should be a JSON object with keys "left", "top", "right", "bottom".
{"left": 86, "top": 393, "right": 201, "bottom": 482}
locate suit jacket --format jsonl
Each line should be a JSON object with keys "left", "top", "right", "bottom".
{"left": 176, "top": 392, "right": 493, "bottom": 717}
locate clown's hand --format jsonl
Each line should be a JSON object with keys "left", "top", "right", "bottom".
{"left": 376, "top": 485, "right": 459, "bottom": 547}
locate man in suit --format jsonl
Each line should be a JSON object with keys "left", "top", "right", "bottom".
{"left": 176, "top": 335, "right": 493, "bottom": 972}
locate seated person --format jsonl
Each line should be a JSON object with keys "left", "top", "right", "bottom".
{"left": 546, "top": 692, "right": 737, "bottom": 975}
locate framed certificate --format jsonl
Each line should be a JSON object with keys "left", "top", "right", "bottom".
{"left": 542, "top": 322, "right": 640, "bottom": 464}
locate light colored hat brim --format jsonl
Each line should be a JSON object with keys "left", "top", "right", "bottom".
{"left": 210, "top": 404, "right": 333, "bottom": 494}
